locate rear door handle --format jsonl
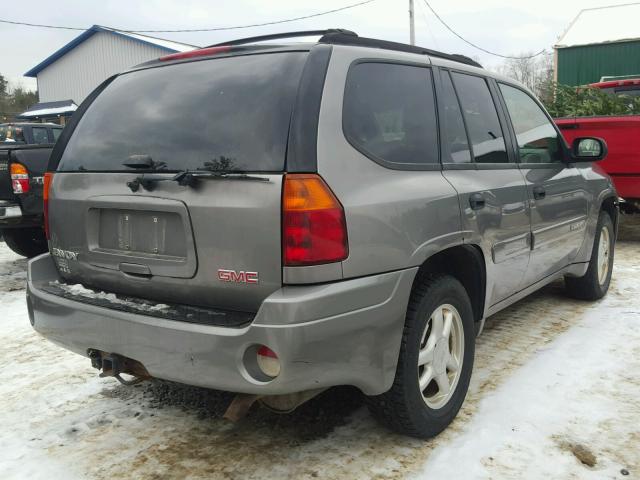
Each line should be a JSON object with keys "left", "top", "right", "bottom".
{"left": 469, "top": 193, "right": 486, "bottom": 210}
{"left": 533, "top": 186, "right": 546, "bottom": 200}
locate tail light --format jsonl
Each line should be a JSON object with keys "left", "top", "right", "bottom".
{"left": 10, "top": 163, "right": 29, "bottom": 194}
{"left": 43, "top": 172, "right": 53, "bottom": 240}
{"left": 282, "top": 174, "right": 348, "bottom": 266}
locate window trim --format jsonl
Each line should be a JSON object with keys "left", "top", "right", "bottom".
{"left": 342, "top": 58, "right": 442, "bottom": 172}
{"left": 495, "top": 81, "right": 570, "bottom": 168}
{"left": 442, "top": 68, "right": 519, "bottom": 170}
{"left": 434, "top": 67, "right": 475, "bottom": 170}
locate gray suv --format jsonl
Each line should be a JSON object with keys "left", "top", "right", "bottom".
{"left": 27, "top": 30, "right": 618, "bottom": 438}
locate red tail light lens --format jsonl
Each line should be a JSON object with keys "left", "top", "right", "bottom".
{"left": 282, "top": 174, "right": 348, "bottom": 266}
{"left": 159, "top": 46, "right": 232, "bottom": 62}
{"left": 43, "top": 172, "right": 53, "bottom": 240}
{"left": 10, "top": 163, "right": 29, "bottom": 194}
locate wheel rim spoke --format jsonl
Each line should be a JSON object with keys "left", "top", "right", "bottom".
{"left": 431, "top": 307, "right": 444, "bottom": 339}
{"left": 435, "top": 372, "right": 451, "bottom": 396}
{"left": 419, "top": 366, "right": 434, "bottom": 391}
{"left": 418, "top": 342, "right": 435, "bottom": 366}
{"left": 442, "top": 309, "right": 453, "bottom": 339}
{"left": 446, "top": 355, "right": 459, "bottom": 372}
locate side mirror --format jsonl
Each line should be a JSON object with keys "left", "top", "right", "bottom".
{"left": 570, "top": 137, "right": 607, "bottom": 162}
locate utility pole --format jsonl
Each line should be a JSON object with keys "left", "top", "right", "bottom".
{"left": 409, "top": 0, "right": 416, "bottom": 45}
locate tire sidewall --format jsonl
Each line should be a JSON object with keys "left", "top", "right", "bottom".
{"left": 402, "top": 276, "right": 475, "bottom": 430}
{"left": 2, "top": 228, "right": 48, "bottom": 258}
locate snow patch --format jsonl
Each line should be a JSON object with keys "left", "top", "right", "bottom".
{"left": 50, "top": 280, "right": 170, "bottom": 312}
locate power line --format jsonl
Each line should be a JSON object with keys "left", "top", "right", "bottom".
{"left": 0, "top": 0, "right": 375, "bottom": 33}
{"left": 416, "top": 0, "right": 440, "bottom": 49}
{"left": 422, "top": 0, "right": 546, "bottom": 59}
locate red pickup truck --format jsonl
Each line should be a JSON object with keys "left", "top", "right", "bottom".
{"left": 556, "top": 78, "right": 640, "bottom": 213}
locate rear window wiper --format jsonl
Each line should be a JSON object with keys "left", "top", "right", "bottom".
{"left": 126, "top": 169, "right": 269, "bottom": 192}
{"left": 172, "top": 170, "right": 270, "bottom": 187}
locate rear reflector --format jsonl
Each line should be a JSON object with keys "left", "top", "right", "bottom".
{"left": 43, "top": 172, "right": 53, "bottom": 240}
{"left": 10, "top": 163, "right": 29, "bottom": 194}
{"left": 159, "top": 46, "right": 232, "bottom": 62}
{"left": 282, "top": 174, "right": 348, "bottom": 266}
{"left": 256, "top": 345, "right": 281, "bottom": 378}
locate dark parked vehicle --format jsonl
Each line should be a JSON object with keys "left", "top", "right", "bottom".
{"left": 0, "top": 123, "right": 62, "bottom": 256}
{"left": 27, "top": 30, "right": 618, "bottom": 438}
{"left": 1, "top": 123, "right": 63, "bottom": 145}
{"left": 0, "top": 144, "right": 52, "bottom": 257}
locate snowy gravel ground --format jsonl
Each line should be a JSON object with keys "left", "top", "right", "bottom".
{"left": 1, "top": 217, "right": 639, "bottom": 480}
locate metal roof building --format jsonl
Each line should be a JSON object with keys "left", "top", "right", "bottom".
{"left": 22, "top": 25, "right": 197, "bottom": 122}
{"left": 554, "top": 3, "right": 640, "bottom": 86}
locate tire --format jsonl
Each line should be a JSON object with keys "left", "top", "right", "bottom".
{"left": 565, "top": 210, "right": 615, "bottom": 300}
{"left": 367, "top": 274, "right": 475, "bottom": 438}
{"left": 2, "top": 227, "right": 48, "bottom": 258}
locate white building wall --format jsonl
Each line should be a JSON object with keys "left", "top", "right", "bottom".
{"left": 36, "top": 32, "right": 170, "bottom": 103}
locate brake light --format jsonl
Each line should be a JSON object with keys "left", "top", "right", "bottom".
{"left": 10, "top": 163, "right": 29, "bottom": 194}
{"left": 43, "top": 172, "right": 53, "bottom": 240}
{"left": 282, "top": 174, "right": 348, "bottom": 266}
{"left": 159, "top": 46, "right": 232, "bottom": 62}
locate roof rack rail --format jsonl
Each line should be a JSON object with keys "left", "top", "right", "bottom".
{"left": 207, "top": 29, "right": 357, "bottom": 48}
{"left": 318, "top": 31, "right": 482, "bottom": 68}
{"left": 206, "top": 28, "right": 481, "bottom": 68}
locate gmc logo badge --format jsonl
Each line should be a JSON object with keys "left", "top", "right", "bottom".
{"left": 217, "top": 269, "right": 259, "bottom": 284}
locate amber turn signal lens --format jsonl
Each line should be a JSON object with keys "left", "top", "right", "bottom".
{"left": 282, "top": 174, "right": 348, "bottom": 266}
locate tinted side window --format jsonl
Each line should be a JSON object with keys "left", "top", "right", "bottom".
{"left": 440, "top": 71, "right": 471, "bottom": 164}
{"left": 499, "top": 84, "right": 562, "bottom": 163}
{"left": 451, "top": 73, "right": 509, "bottom": 164}
{"left": 32, "top": 127, "right": 49, "bottom": 144}
{"left": 343, "top": 62, "right": 438, "bottom": 166}
{"left": 52, "top": 128, "right": 63, "bottom": 142}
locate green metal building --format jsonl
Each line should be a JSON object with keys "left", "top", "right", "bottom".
{"left": 555, "top": 3, "right": 640, "bottom": 86}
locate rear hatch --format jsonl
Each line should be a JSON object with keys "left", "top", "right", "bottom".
{"left": 48, "top": 51, "right": 309, "bottom": 312}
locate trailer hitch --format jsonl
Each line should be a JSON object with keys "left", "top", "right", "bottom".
{"left": 88, "top": 349, "right": 151, "bottom": 386}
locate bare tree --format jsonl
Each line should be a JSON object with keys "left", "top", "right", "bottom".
{"left": 494, "top": 51, "right": 554, "bottom": 102}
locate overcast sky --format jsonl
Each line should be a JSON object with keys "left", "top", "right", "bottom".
{"left": 0, "top": 0, "right": 631, "bottom": 91}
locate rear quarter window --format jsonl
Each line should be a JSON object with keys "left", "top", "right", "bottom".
{"left": 57, "top": 52, "right": 307, "bottom": 172}
{"left": 343, "top": 62, "right": 439, "bottom": 168}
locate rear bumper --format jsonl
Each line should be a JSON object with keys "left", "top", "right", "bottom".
{"left": 0, "top": 201, "right": 21, "bottom": 220}
{"left": 27, "top": 253, "right": 416, "bottom": 396}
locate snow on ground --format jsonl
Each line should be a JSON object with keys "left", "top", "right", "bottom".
{"left": 0, "top": 218, "right": 639, "bottom": 479}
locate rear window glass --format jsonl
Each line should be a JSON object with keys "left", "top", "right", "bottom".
{"left": 32, "top": 127, "right": 49, "bottom": 144}
{"left": 343, "top": 62, "right": 439, "bottom": 167}
{"left": 58, "top": 52, "right": 307, "bottom": 172}
{"left": 0, "top": 125, "right": 26, "bottom": 144}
